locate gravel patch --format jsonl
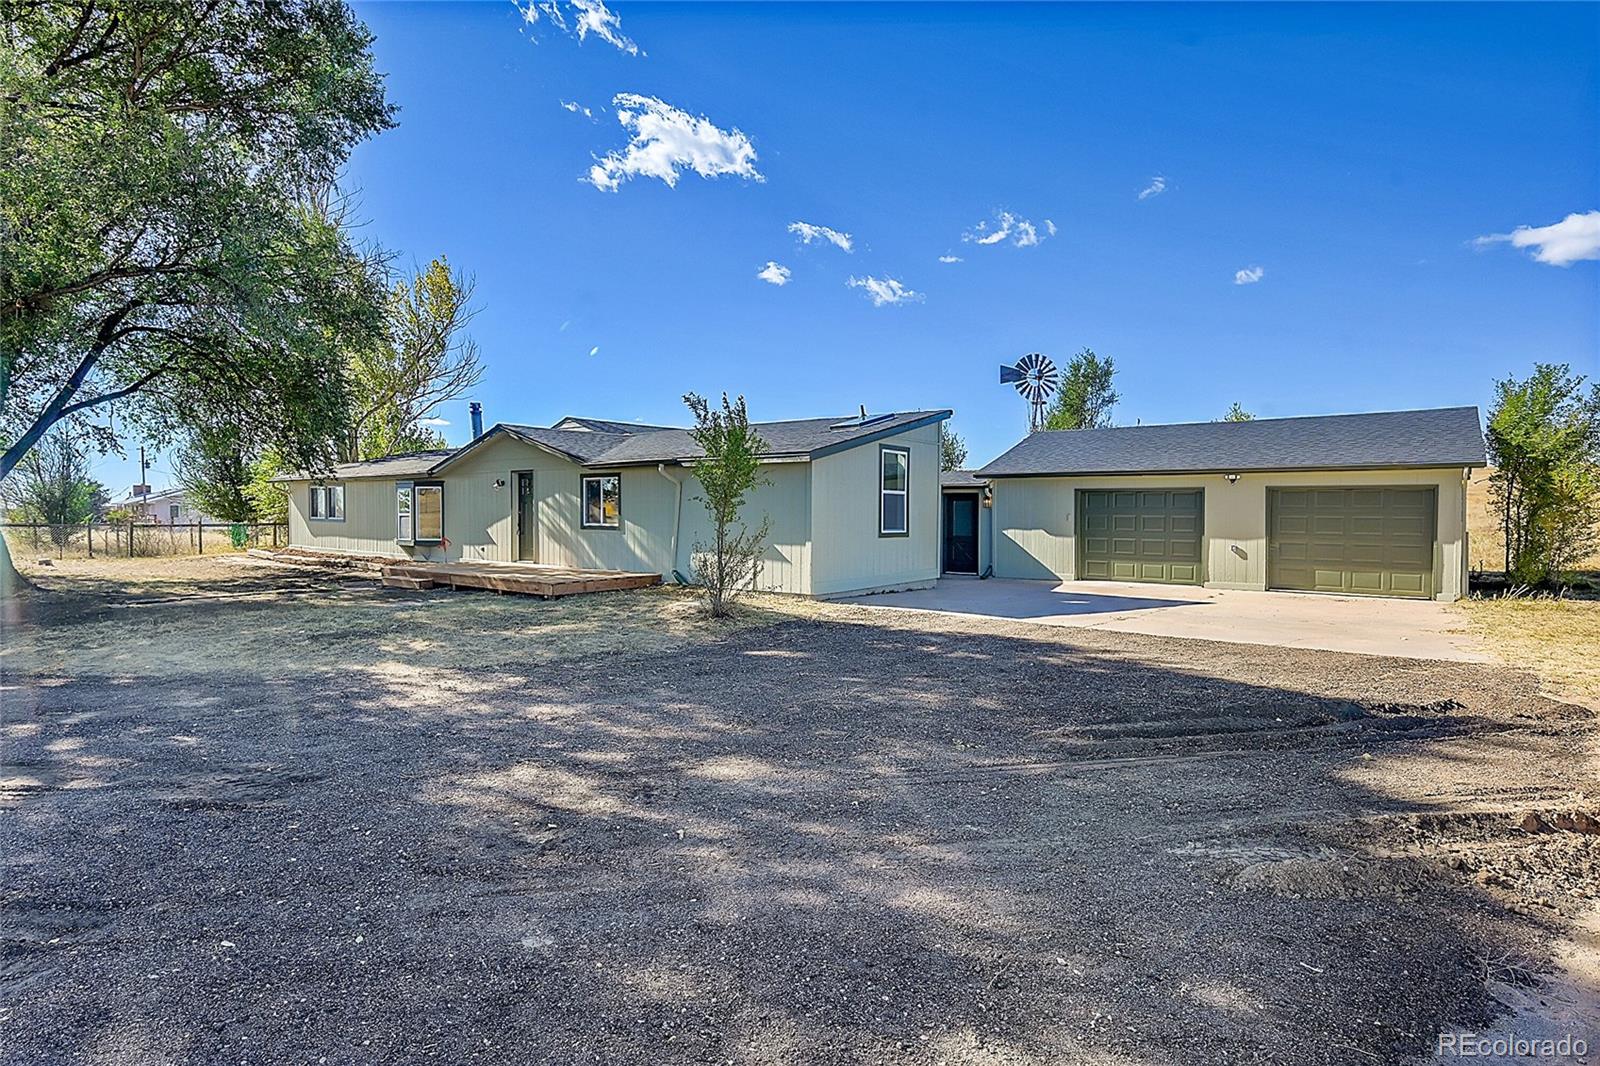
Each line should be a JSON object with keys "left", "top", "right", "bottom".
{"left": 2, "top": 580, "right": 1596, "bottom": 1064}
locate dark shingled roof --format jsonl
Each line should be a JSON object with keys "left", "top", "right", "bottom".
{"left": 551, "top": 416, "right": 681, "bottom": 433}
{"left": 279, "top": 410, "right": 951, "bottom": 480}
{"left": 978, "top": 406, "right": 1485, "bottom": 477}
{"left": 941, "top": 470, "right": 989, "bottom": 488}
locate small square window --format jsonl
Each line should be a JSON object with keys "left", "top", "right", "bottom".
{"left": 310, "top": 484, "right": 344, "bottom": 521}
{"left": 582, "top": 475, "right": 621, "bottom": 529}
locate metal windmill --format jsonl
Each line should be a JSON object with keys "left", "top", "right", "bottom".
{"left": 1000, "top": 352, "right": 1059, "bottom": 432}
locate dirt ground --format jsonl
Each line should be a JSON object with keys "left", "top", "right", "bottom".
{"left": 3, "top": 558, "right": 1598, "bottom": 1065}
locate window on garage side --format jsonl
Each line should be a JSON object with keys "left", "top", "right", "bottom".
{"left": 880, "top": 445, "right": 909, "bottom": 537}
{"left": 582, "top": 474, "right": 621, "bottom": 529}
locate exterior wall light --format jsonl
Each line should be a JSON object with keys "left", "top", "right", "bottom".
{"left": 494, "top": 478, "right": 506, "bottom": 489}
{"left": 1224, "top": 473, "right": 1241, "bottom": 484}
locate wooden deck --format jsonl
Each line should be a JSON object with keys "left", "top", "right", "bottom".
{"left": 379, "top": 560, "right": 662, "bottom": 598}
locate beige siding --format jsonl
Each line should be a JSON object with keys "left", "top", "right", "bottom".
{"left": 991, "top": 467, "right": 1470, "bottom": 600}
{"left": 287, "top": 478, "right": 408, "bottom": 558}
{"left": 809, "top": 423, "right": 941, "bottom": 597}
{"left": 674, "top": 462, "right": 813, "bottom": 595}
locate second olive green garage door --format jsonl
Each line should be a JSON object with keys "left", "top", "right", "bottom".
{"left": 1077, "top": 489, "right": 1204, "bottom": 585}
{"left": 1268, "top": 487, "right": 1436, "bottom": 598}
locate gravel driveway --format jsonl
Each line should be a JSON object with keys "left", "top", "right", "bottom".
{"left": 3, "top": 575, "right": 1596, "bottom": 1065}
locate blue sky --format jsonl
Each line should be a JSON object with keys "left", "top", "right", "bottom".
{"left": 104, "top": 1, "right": 1599, "bottom": 492}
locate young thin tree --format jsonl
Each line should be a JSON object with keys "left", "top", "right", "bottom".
{"left": 1, "top": 428, "right": 104, "bottom": 548}
{"left": 175, "top": 418, "right": 257, "bottom": 523}
{"left": 1223, "top": 403, "right": 1255, "bottom": 422}
{"left": 684, "top": 392, "right": 771, "bottom": 618}
{"left": 1044, "top": 349, "right": 1119, "bottom": 430}
{"left": 0, "top": 0, "right": 395, "bottom": 585}
{"left": 345, "top": 258, "right": 484, "bottom": 461}
{"left": 940, "top": 425, "right": 969, "bottom": 471}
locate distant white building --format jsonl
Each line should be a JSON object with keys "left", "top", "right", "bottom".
{"left": 121, "top": 487, "right": 215, "bottom": 525}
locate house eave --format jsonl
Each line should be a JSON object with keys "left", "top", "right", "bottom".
{"left": 978, "top": 460, "right": 1485, "bottom": 480}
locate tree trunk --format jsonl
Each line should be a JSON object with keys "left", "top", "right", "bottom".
{"left": 0, "top": 532, "right": 35, "bottom": 600}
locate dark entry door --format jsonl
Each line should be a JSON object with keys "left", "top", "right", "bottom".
{"left": 516, "top": 472, "right": 538, "bottom": 562}
{"left": 943, "top": 494, "right": 979, "bottom": 574}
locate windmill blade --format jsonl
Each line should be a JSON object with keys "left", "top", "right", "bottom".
{"left": 999, "top": 364, "right": 1024, "bottom": 385}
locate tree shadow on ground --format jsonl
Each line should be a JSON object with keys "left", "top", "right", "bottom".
{"left": 1, "top": 597, "right": 1593, "bottom": 1065}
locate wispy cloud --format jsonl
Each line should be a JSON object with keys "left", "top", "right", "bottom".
{"left": 963, "top": 210, "right": 1046, "bottom": 248}
{"left": 1045, "top": 219, "right": 1058, "bottom": 237}
{"left": 756, "top": 261, "right": 791, "bottom": 286}
{"left": 560, "top": 99, "right": 594, "bottom": 120}
{"left": 938, "top": 254, "right": 962, "bottom": 264}
{"left": 586, "top": 94, "right": 762, "bottom": 192}
{"left": 519, "top": 0, "right": 641, "bottom": 56}
{"left": 588, "top": 346, "right": 600, "bottom": 356}
{"left": 1473, "top": 210, "right": 1600, "bottom": 267}
{"left": 788, "top": 221, "right": 853, "bottom": 252}
{"left": 847, "top": 275, "right": 922, "bottom": 307}
{"left": 1234, "top": 266, "right": 1264, "bottom": 285}
{"left": 418, "top": 417, "right": 450, "bottom": 427}
{"left": 1138, "top": 176, "right": 1167, "bottom": 201}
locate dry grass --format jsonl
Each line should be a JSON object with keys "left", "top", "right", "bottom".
{"left": 1467, "top": 467, "right": 1600, "bottom": 573}
{"left": 3, "top": 555, "right": 821, "bottom": 684}
{"left": 1458, "top": 594, "right": 1600, "bottom": 708}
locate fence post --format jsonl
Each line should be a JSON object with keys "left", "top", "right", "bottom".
{"left": 195, "top": 522, "right": 202, "bottom": 555}
{"left": 86, "top": 522, "right": 93, "bottom": 559}
{"left": 128, "top": 518, "right": 134, "bottom": 558}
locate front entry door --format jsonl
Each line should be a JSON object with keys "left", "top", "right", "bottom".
{"left": 516, "top": 472, "right": 538, "bottom": 562}
{"left": 943, "top": 493, "right": 979, "bottom": 574}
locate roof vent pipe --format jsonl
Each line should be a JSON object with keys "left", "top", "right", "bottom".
{"left": 469, "top": 402, "right": 484, "bottom": 439}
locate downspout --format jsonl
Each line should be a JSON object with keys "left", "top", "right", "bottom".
{"left": 659, "top": 463, "right": 686, "bottom": 583}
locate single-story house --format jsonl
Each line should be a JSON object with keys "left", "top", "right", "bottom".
{"left": 280, "top": 409, "right": 950, "bottom": 598}
{"left": 121, "top": 487, "right": 215, "bottom": 525}
{"left": 976, "top": 406, "right": 1486, "bottom": 600}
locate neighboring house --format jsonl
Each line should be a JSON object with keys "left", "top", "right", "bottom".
{"left": 280, "top": 410, "right": 950, "bottom": 598}
{"left": 977, "top": 406, "right": 1486, "bottom": 600}
{"left": 122, "top": 487, "right": 215, "bottom": 525}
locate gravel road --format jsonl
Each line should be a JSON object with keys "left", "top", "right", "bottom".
{"left": 3, "top": 596, "right": 1596, "bottom": 1064}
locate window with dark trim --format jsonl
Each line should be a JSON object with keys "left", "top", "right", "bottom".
{"left": 880, "top": 446, "right": 909, "bottom": 536}
{"left": 309, "top": 483, "right": 345, "bottom": 522}
{"left": 396, "top": 480, "right": 443, "bottom": 545}
{"left": 582, "top": 474, "right": 621, "bottom": 529}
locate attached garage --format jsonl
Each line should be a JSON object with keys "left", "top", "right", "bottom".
{"left": 978, "top": 406, "right": 1486, "bottom": 601}
{"left": 1079, "top": 489, "right": 1203, "bottom": 584}
{"left": 1268, "top": 487, "right": 1436, "bottom": 598}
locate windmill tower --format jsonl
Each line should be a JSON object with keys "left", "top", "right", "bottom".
{"left": 1000, "top": 352, "right": 1059, "bottom": 432}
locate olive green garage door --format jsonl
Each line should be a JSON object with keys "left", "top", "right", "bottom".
{"left": 1077, "top": 489, "right": 1204, "bottom": 585}
{"left": 1267, "top": 487, "right": 1437, "bottom": 598}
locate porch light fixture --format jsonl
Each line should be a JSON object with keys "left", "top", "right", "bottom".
{"left": 494, "top": 478, "right": 506, "bottom": 489}
{"left": 1224, "top": 473, "right": 1241, "bottom": 484}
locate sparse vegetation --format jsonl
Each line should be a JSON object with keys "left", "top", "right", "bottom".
{"left": 683, "top": 392, "right": 772, "bottom": 618}
{"left": 1460, "top": 592, "right": 1600, "bottom": 707}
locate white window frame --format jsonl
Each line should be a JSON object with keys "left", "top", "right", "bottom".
{"left": 395, "top": 480, "right": 443, "bottom": 545}
{"left": 581, "top": 474, "right": 621, "bottom": 530}
{"left": 879, "top": 446, "right": 909, "bottom": 537}
{"left": 309, "top": 483, "right": 345, "bottom": 522}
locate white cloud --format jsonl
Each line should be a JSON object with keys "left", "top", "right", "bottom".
{"left": 519, "top": 0, "right": 641, "bottom": 56}
{"left": 586, "top": 94, "right": 762, "bottom": 192}
{"left": 588, "top": 345, "right": 600, "bottom": 356}
{"left": 788, "top": 221, "right": 853, "bottom": 252}
{"left": 1138, "top": 176, "right": 1167, "bottom": 200}
{"left": 1045, "top": 219, "right": 1058, "bottom": 236}
{"left": 963, "top": 210, "right": 1045, "bottom": 248}
{"left": 560, "top": 100, "right": 594, "bottom": 120}
{"left": 756, "top": 261, "right": 791, "bottom": 286}
{"left": 938, "top": 254, "right": 962, "bottom": 264}
{"left": 1234, "top": 266, "right": 1264, "bottom": 285}
{"left": 418, "top": 417, "right": 450, "bottom": 427}
{"left": 847, "top": 275, "right": 922, "bottom": 307}
{"left": 1473, "top": 210, "right": 1600, "bottom": 267}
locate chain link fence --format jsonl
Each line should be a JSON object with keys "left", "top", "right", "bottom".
{"left": 2, "top": 522, "right": 290, "bottom": 561}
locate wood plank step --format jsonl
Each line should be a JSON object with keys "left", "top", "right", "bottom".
{"left": 382, "top": 575, "right": 436, "bottom": 590}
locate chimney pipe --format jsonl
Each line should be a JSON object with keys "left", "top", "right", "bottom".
{"left": 469, "top": 402, "right": 483, "bottom": 439}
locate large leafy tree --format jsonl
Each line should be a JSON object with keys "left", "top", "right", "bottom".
{"left": 345, "top": 257, "right": 483, "bottom": 461}
{"left": 1044, "top": 348, "right": 1118, "bottom": 430}
{"left": 1, "top": 0, "right": 395, "bottom": 488}
{"left": 1486, "top": 363, "right": 1600, "bottom": 585}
